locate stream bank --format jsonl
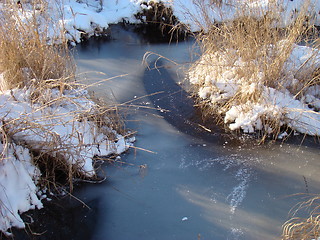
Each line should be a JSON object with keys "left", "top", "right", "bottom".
{"left": 4, "top": 22, "right": 320, "bottom": 240}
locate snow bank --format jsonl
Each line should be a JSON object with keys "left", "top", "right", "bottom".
{"left": 189, "top": 44, "right": 320, "bottom": 136}
{"left": 5, "top": 0, "right": 319, "bottom": 44}
{"left": 0, "top": 85, "right": 134, "bottom": 235}
{"left": 0, "top": 87, "right": 132, "bottom": 174}
{"left": 169, "top": 0, "right": 320, "bottom": 31}
{"left": 0, "top": 144, "right": 42, "bottom": 235}
{"left": 5, "top": 0, "right": 161, "bottom": 45}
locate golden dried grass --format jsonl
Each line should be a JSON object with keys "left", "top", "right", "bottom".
{"left": 282, "top": 195, "right": 320, "bottom": 240}
{"left": 0, "top": 0, "right": 73, "bottom": 93}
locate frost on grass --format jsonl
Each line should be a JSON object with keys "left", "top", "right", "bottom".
{"left": 0, "top": 86, "right": 133, "bottom": 235}
{"left": 189, "top": 44, "right": 320, "bottom": 136}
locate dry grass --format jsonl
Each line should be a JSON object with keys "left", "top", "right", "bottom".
{"left": 0, "top": 0, "right": 75, "bottom": 190}
{"left": 0, "top": 0, "right": 73, "bottom": 93}
{"left": 0, "top": 89, "right": 127, "bottom": 192}
{"left": 187, "top": 0, "right": 319, "bottom": 138}
{"left": 282, "top": 195, "right": 320, "bottom": 240}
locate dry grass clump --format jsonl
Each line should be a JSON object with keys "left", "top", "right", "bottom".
{"left": 0, "top": 0, "right": 74, "bottom": 189}
{"left": 0, "top": 0, "right": 73, "bottom": 93}
{"left": 282, "top": 195, "right": 320, "bottom": 240}
{"left": 188, "top": 0, "right": 320, "bottom": 138}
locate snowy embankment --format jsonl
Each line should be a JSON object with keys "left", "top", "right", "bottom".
{"left": 170, "top": 0, "right": 320, "bottom": 31}
{"left": 183, "top": 1, "right": 320, "bottom": 137}
{"left": 0, "top": 85, "right": 134, "bottom": 235}
{"left": 189, "top": 43, "right": 320, "bottom": 136}
{"left": 14, "top": 0, "right": 320, "bottom": 45}
{"left": 173, "top": 0, "right": 320, "bottom": 136}
{"left": 24, "top": 0, "right": 160, "bottom": 45}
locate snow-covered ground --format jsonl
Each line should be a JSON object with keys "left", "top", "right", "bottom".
{"left": 53, "top": 0, "right": 320, "bottom": 42}
{"left": 0, "top": 0, "right": 320, "bottom": 236}
{"left": 10, "top": 0, "right": 162, "bottom": 45}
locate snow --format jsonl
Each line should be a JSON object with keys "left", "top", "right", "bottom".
{"left": 8, "top": 0, "right": 320, "bottom": 44}
{"left": 0, "top": 87, "right": 134, "bottom": 172}
{"left": 6, "top": 0, "right": 159, "bottom": 44}
{"left": 181, "top": 216, "right": 188, "bottom": 221}
{"left": 0, "top": 144, "right": 43, "bottom": 234}
{"left": 4, "top": 0, "right": 320, "bottom": 45}
{"left": 227, "top": 167, "right": 251, "bottom": 214}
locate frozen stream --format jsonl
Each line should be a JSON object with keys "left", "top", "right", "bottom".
{"left": 57, "top": 25, "right": 320, "bottom": 240}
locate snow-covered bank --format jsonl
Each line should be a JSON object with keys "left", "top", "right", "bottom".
{"left": 4, "top": 0, "right": 162, "bottom": 45}
{"left": 189, "top": 44, "right": 320, "bottom": 137}
{"left": 0, "top": 143, "right": 43, "bottom": 233}
{"left": 0, "top": 85, "right": 134, "bottom": 235}
{"left": 50, "top": 0, "right": 320, "bottom": 43}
